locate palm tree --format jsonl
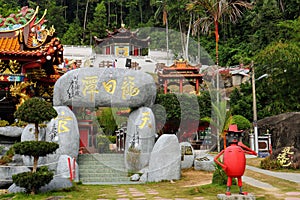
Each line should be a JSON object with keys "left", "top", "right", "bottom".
{"left": 186, "top": 0, "right": 253, "bottom": 65}
{"left": 151, "top": 0, "right": 170, "bottom": 64}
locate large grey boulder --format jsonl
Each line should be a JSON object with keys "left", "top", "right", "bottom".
{"left": 21, "top": 106, "right": 80, "bottom": 168}
{"left": 46, "top": 106, "right": 80, "bottom": 159}
{"left": 0, "top": 166, "right": 30, "bottom": 188}
{"left": 180, "top": 142, "right": 195, "bottom": 169}
{"left": 21, "top": 124, "right": 47, "bottom": 166}
{"left": 257, "top": 112, "right": 300, "bottom": 150}
{"left": 147, "top": 134, "right": 181, "bottom": 182}
{"left": 56, "top": 155, "right": 79, "bottom": 182}
{"left": 0, "top": 126, "right": 23, "bottom": 137}
{"left": 125, "top": 107, "right": 156, "bottom": 171}
{"left": 194, "top": 154, "right": 215, "bottom": 171}
{"left": 53, "top": 68, "right": 156, "bottom": 108}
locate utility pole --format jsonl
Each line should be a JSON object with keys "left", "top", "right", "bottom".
{"left": 251, "top": 61, "right": 259, "bottom": 155}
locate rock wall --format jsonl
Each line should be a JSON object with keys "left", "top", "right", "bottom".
{"left": 257, "top": 112, "right": 300, "bottom": 149}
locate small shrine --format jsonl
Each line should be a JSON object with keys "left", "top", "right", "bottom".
{"left": 0, "top": 6, "right": 64, "bottom": 122}
{"left": 93, "top": 24, "right": 150, "bottom": 56}
{"left": 157, "top": 60, "right": 203, "bottom": 94}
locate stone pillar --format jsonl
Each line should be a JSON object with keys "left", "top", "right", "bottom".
{"left": 249, "top": 130, "right": 255, "bottom": 151}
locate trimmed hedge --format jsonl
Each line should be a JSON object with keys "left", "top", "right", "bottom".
{"left": 12, "top": 166, "right": 54, "bottom": 194}
{"left": 13, "top": 141, "right": 59, "bottom": 157}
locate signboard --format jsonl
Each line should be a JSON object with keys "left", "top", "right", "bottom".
{"left": 0, "top": 75, "right": 25, "bottom": 82}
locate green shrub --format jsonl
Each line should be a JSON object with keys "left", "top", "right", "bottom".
{"left": 0, "top": 146, "right": 15, "bottom": 165}
{"left": 0, "top": 120, "right": 9, "bottom": 127}
{"left": 11, "top": 120, "right": 28, "bottom": 127}
{"left": 12, "top": 97, "right": 58, "bottom": 195}
{"left": 212, "top": 160, "right": 236, "bottom": 186}
{"left": 0, "top": 145, "right": 4, "bottom": 154}
{"left": 231, "top": 115, "right": 251, "bottom": 130}
{"left": 260, "top": 156, "right": 282, "bottom": 170}
{"left": 97, "top": 135, "right": 110, "bottom": 153}
{"left": 107, "top": 135, "right": 116, "bottom": 143}
{"left": 12, "top": 166, "right": 54, "bottom": 194}
{"left": 13, "top": 141, "right": 59, "bottom": 157}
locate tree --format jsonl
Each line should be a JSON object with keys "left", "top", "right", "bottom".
{"left": 61, "top": 18, "right": 83, "bottom": 45}
{"left": 97, "top": 107, "right": 118, "bottom": 136}
{"left": 255, "top": 41, "right": 300, "bottom": 117}
{"left": 28, "top": 0, "right": 67, "bottom": 38}
{"left": 186, "top": 0, "right": 253, "bottom": 65}
{"left": 0, "top": 0, "right": 19, "bottom": 17}
{"left": 87, "top": 1, "right": 107, "bottom": 41}
{"left": 13, "top": 97, "right": 58, "bottom": 194}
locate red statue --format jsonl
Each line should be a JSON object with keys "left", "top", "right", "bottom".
{"left": 214, "top": 124, "right": 257, "bottom": 196}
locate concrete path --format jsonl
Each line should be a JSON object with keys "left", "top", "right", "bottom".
{"left": 242, "top": 175, "right": 279, "bottom": 190}
{"left": 243, "top": 165, "right": 300, "bottom": 200}
{"left": 246, "top": 165, "right": 300, "bottom": 184}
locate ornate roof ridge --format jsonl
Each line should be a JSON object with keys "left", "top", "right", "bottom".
{"left": 0, "top": 6, "right": 39, "bottom": 33}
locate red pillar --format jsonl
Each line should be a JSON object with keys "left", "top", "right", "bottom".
{"left": 196, "top": 79, "right": 199, "bottom": 94}
{"left": 164, "top": 79, "right": 168, "bottom": 94}
{"left": 179, "top": 79, "right": 183, "bottom": 93}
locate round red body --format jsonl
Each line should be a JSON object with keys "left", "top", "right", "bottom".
{"left": 223, "top": 145, "right": 246, "bottom": 177}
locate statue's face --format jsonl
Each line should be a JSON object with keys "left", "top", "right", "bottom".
{"left": 227, "top": 132, "right": 240, "bottom": 144}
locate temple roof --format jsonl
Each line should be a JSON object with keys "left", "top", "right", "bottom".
{"left": 94, "top": 24, "right": 150, "bottom": 47}
{"left": 158, "top": 60, "right": 202, "bottom": 76}
{"left": 0, "top": 7, "right": 63, "bottom": 81}
{"left": 0, "top": 6, "right": 63, "bottom": 58}
{"left": 0, "top": 37, "right": 20, "bottom": 52}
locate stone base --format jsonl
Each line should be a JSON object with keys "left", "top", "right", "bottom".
{"left": 217, "top": 193, "right": 256, "bottom": 200}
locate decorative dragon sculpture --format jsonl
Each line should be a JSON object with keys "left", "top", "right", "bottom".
{"left": 0, "top": 6, "right": 35, "bottom": 30}
{"left": 10, "top": 81, "right": 36, "bottom": 110}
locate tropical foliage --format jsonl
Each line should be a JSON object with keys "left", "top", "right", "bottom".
{"left": 0, "top": 0, "right": 298, "bottom": 120}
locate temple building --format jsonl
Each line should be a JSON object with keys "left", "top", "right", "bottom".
{"left": 93, "top": 24, "right": 150, "bottom": 57}
{"left": 157, "top": 60, "right": 203, "bottom": 94}
{"left": 0, "top": 6, "right": 64, "bottom": 122}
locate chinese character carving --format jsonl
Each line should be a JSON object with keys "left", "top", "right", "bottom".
{"left": 57, "top": 111, "right": 73, "bottom": 134}
{"left": 49, "top": 122, "right": 58, "bottom": 142}
{"left": 82, "top": 76, "right": 99, "bottom": 101}
{"left": 102, "top": 80, "right": 116, "bottom": 94}
{"left": 277, "top": 147, "right": 294, "bottom": 167}
{"left": 139, "top": 111, "right": 150, "bottom": 129}
{"left": 121, "top": 76, "right": 139, "bottom": 100}
{"left": 67, "top": 74, "right": 80, "bottom": 99}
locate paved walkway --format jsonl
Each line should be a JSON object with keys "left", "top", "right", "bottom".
{"left": 96, "top": 165, "right": 300, "bottom": 200}
{"left": 246, "top": 165, "right": 300, "bottom": 183}
{"left": 243, "top": 165, "right": 300, "bottom": 200}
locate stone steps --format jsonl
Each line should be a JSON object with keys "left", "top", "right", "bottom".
{"left": 78, "top": 153, "right": 132, "bottom": 184}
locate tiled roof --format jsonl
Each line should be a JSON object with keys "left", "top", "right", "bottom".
{"left": 0, "top": 37, "right": 21, "bottom": 51}
{"left": 0, "top": 37, "right": 63, "bottom": 57}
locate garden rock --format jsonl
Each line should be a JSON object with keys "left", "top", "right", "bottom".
{"left": 125, "top": 107, "right": 156, "bottom": 171}
{"left": 180, "top": 142, "right": 195, "bottom": 169}
{"left": 147, "top": 134, "right": 181, "bottom": 182}
{"left": 53, "top": 68, "right": 156, "bottom": 108}
{"left": 257, "top": 112, "right": 300, "bottom": 149}
{"left": 56, "top": 155, "right": 79, "bottom": 182}
{"left": 21, "top": 124, "right": 47, "bottom": 166}
{"left": 194, "top": 154, "right": 215, "bottom": 171}
{"left": 46, "top": 106, "right": 80, "bottom": 159}
{"left": 0, "top": 166, "right": 30, "bottom": 188}
{"left": 0, "top": 126, "right": 23, "bottom": 137}
{"left": 130, "top": 173, "right": 140, "bottom": 181}
{"left": 39, "top": 177, "right": 73, "bottom": 193}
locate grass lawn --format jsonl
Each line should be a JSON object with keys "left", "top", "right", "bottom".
{"left": 0, "top": 157, "right": 299, "bottom": 200}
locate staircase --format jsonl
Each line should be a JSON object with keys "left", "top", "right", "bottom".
{"left": 78, "top": 153, "right": 132, "bottom": 184}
